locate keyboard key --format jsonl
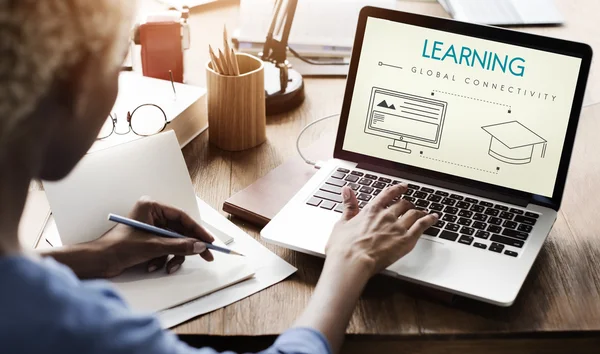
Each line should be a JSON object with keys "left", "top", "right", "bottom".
{"left": 357, "top": 193, "right": 372, "bottom": 202}
{"left": 502, "top": 229, "right": 529, "bottom": 240}
{"left": 458, "top": 210, "right": 473, "bottom": 218}
{"left": 510, "top": 208, "right": 524, "bottom": 215}
{"left": 435, "top": 191, "right": 449, "bottom": 196}
{"left": 351, "top": 171, "right": 364, "bottom": 176}
{"left": 489, "top": 243, "right": 504, "bottom": 253}
{"left": 359, "top": 201, "right": 368, "bottom": 208}
{"left": 458, "top": 235, "right": 474, "bottom": 245}
{"left": 487, "top": 225, "right": 502, "bottom": 233}
{"left": 441, "top": 198, "right": 456, "bottom": 206}
{"left": 320, "top": 200, "right": 335, "bottom": 210}
{"left": 314, "top": 190, "right": 343, "bottom": 203}
{"left": 442, "top": 214, "right": 458, "bottom": 223}
{"left": 345, "top": 175, "right": 359, "bottom": 183}
{"left": 372, "top": 181, "right": 387, "bottom": 189}
{"left": 490, "top": 234, "right": 524, "bottom": 248}
{"left": 414, "top": 191, "right": 428, "bottom": 199}
{"left": 494, "top": 204, "right": 508, "bottom": 211}
{"left": 503, "top": 220, "right": 518, "bottom": 229}
{"left": 365, "top": 174, "right": 378, "bottom": 179}
{"left": 472, "top": 221, "right": 487, "bottom": 230}
{"left": 456, "top": 201, "right": 471, "bottom": 209}
{"left": 473, "top": 213, "right": 488, "bottom": 222}
{"left": 499, "top": 211, "right": 514, "bottom": 220}
{"left": 470, "top": 205, "right": 485, "bottom": 213}
{"left": 465, "top": 197, "right": 479, "bottom": 204}
{"left": 460, "top": 226, "right": 475, "bottom": 236}
{"left": 404, "top": 189, "right": 414, "bottom": 196}
{"left": 434, "top": 220, "right": 446, "bottom": 228}
{"left": 392, "top": 180, "right": 401, "bottom": 185}
{"left": 450, "top": 194, "right": 464, "bottom": 200}
{"left": 421, "top": 187, "right": 434, "bottom": 193}
{"left": 504, "top": 250, "right": 518, "bottom": 257}
{"left": 518, "top": 224, "right": 533, "bottom": 233}
{"left": 475, "top": 230, "right": 490, "bottom": 239}
{"left": 440, "top": 230, "right": 459, "bottom": 241}
{"left": 403, "top": 196, "right": 416, "bottom": 203}
{"left": 430, "top": 203, "right": 444, "bottom": 211}
{"left": 408, "top": 184, "right": 420, "bottom": 190}
{"left": 348, "top": 183, "right": 360, "bottom": 191}
{"left": 359, "top": 186, "right": 374, "bottom": 194}
{"left": 326, "top": 178, "right": 346, "bottom": 187}
{"left": 373, "top": 190, "right": 381, "bottom": 196}
{"left": 457, "top": 218, "right": 472, "bottom": 226}
{"left": 320, "top": 184, "right": 342, "bottom": 194}
{"left": 337, "top": 168, "right": 350, "bottom": 173}
{"left": 358, "top": 178, "right": 373, "bottom": 186}
{"left": 306, "top": 197, "right": 322, "bottom": 207}
{"left": 480, "top": 201, "right": 493, "bottom": 207}
{"left": 484, "top": 208, "right": 500, "bottom": 216}
{"left": 515, "top": 215, "right": 537, "bottom": 226}
{"left": 424, "top": 227, "right": 441, "bottom": 237}
{"left": 331, "top": 172, "right": 346, "bottom": 179}
{"left": 334, "top": 204, "right": 345, "bottom": 213}
{"left": 445, "top": 223, "right": 460, "bottom": 232}
{"left": 428, "top": 194, "right": 443, "bottom": 202}
{"left": 489, "top": 217, "right": 502, "bottom": 225}
{"left": 415, "top": 199, "right": 430, "bottom": 208}
{"left": 525, "top": 212, "right": 540, "bottom": 219}
{"left": 443, "top": 206, "right": 459, "bottom": 215}
{"left": 378, "top": 177, "right": 391, "bottom": 183}
{"left": 473, "top": 242, "right": 487, "bottom": 249}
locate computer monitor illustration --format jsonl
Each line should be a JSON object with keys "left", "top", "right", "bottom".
{"left": 364, "top": 87, "right": 448, "bottom": 154}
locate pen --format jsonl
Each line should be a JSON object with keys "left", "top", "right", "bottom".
{"left": 108, "top": 213, "right": 244, "bottom": 256}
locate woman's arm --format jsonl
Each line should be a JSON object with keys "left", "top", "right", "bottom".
{"left": 293, "top": 184, "right": 437, "bottom": 353}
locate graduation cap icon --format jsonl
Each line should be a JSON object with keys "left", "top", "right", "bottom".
{"left": 482, "top": 121, "right": 547, "bottom": 165}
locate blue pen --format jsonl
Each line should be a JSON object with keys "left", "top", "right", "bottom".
{"left": 108, "top": 213, "right": 244, "bottom": 256}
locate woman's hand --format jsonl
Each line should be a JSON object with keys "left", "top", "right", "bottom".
{"left": 295, "top": 183, "right": 437, "bottom": 353}
{"left": 94, "top": 197, "right": 215, "bottom": 278}
{"left": 326, "top": 183, "right": 438, "bottom": 277}
{"left": 44, "top": 197, "right": 215, "bottom": 279}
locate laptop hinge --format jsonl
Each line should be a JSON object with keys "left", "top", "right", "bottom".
{"left": 357, "top": 162, "right": 530, "bottom": 207}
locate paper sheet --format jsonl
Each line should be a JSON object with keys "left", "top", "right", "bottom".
{"left": 43, "top": 131, "right": 231, "bottom": 245}
{"left": 157, "top": 197, "right": 297, "bottom": 328}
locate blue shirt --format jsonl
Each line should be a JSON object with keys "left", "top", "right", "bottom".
{"left": 0, "top": 255, "right": 331, "bottom": 354}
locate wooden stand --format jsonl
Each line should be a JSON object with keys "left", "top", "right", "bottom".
{"left": 206, "top": 53, "right": 267, "bottom": 151}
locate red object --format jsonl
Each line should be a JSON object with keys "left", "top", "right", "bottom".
{"left": 139, "top": 22, "right": 184, "bottom": 83}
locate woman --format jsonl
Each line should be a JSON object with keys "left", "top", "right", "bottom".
{"left": 0, "top": 1, "right": 437, "bottom": 353}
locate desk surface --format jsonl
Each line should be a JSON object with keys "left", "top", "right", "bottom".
{"left": 140, "top": 0, "right": 600, "bottom": 339}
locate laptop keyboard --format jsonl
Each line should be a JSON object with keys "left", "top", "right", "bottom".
{"left": 306, "top": 168, "right": 541, "bottom": 258}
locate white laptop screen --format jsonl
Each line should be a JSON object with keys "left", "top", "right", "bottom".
{"left": 342, "top": 17, "right": 582, "bottom": 198}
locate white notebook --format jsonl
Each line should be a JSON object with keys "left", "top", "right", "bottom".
{"left": 439, "top": 0, "right": 564, "bottom": 26}
{"left": 43, "top": 131, "right": 249, "bottom": 312}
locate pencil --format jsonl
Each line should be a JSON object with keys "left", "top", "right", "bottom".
{"left": 209, "top": 45, "right": 225, "bottom": 75}
{"left": 231, "top": 48, "right": 240, "bottom": 76}
{"left": 108, "top": 213, "right": 245, "bottom": 257}
{"left": 218, "top": 48, "right": 231, "bottom": 75}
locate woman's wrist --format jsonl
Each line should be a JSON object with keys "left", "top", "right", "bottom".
{"left": 41, "top": 242, "right": 110, "bottom": 279}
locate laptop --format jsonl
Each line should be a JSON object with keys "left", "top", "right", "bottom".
{"left": 261, "top": 7, "right": 592, "bottom": 306}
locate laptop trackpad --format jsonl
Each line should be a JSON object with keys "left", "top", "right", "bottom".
{"left": 388, "top": 237, "right": 452, "bottom": 279}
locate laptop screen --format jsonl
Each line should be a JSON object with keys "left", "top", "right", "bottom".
{"left": 342, "top": 17, "right": 583, "bottom": 198}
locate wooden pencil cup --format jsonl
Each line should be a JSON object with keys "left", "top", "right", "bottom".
{"left": 206, "top": 53, "right": 266, "bottom": 151}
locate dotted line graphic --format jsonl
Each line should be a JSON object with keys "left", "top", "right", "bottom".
{"left": 420, "top": 155, "right": 499, "bottom": 174}
{"left": 432, "top": 90, "right": 511, "bottom": 111}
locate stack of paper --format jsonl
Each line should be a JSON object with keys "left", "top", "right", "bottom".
{"left": 438, "top": 0, "right": 563, "bottom": 26}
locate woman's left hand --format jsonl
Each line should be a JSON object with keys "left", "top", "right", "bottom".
{"left": 92, "top": 197, "right": 215, "bottom": 278}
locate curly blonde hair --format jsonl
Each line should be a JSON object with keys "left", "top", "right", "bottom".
{"left": 0, "top": 0, "right": 135, "bottom": 145}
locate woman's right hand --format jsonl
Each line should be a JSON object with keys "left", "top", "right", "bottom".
{"left": 325, "top": 183, "right": 438, "bottom": 277}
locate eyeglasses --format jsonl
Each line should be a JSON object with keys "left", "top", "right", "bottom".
{"left": 98, "top": 104, "right": 169, "bottom": 140}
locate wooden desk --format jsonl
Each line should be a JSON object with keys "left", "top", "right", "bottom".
{"left": 139, "top": 1, "right": 600, "bottom": 352}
